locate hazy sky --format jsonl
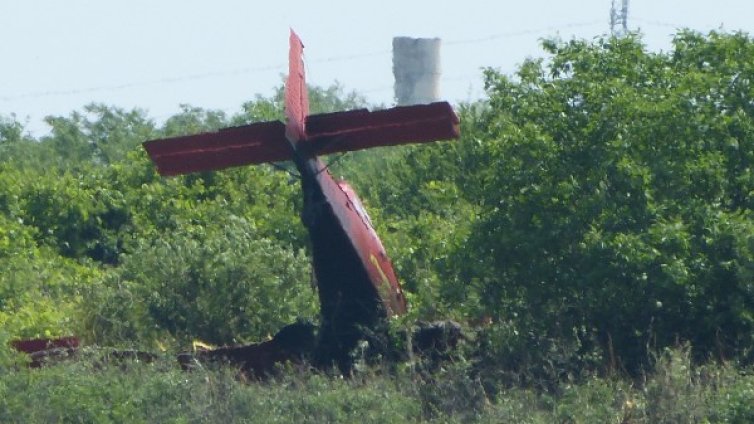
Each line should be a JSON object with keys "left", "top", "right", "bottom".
{"left": 2, "top": 0, "right": 753, "bottom": 136}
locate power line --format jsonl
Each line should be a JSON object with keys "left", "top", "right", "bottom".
{"left": 0, "top": 22, "right": 606, "bottom": 103}
{"left": 0, "top": 63, "right": 287, "bottom": 102}
{"left": 610, "top": 0, "right": 629, "bottom": 36}
{"left": 445, "top": 21, "right": 603, "bottom": 45}
{"left": 310, "top": 50, "right": 391, "bottom": 64}
{"left": 631, "top": 16, "right": 683, "bottom": 29}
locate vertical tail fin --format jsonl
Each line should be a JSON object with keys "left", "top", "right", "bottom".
{"left": 285, "top": 29, "right": 309, "bottom": 143}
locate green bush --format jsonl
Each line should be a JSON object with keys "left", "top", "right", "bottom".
{"left": 0, "top": 214, "right": 36, "bottom": 258}
{"left": 553, "top": 378, "right": 634, "bottom": 424}
{"left": 82, "top": 216, "right": 316, "bottom": 346}
{"left": 452, "top": 31, "right": 754, "bottom": 372}
{"left": 710, "top": 370, "right": 754, "bottom": 423}
{"left": 0, "top": 249, "right": 99, "bottom": 339}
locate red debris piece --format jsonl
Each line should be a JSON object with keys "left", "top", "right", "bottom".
{"left": 11, "top": 337, "right": 79, "bottom": 354}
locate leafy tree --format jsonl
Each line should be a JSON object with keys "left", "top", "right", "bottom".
{"left": 161, "top": 105, "right": 228, "bottom": 137}
{"left": 231, "top": 83, "right": 368, "bottom": 126}
{"left": 0, "top": 212, "right": 101, "bottom": 339}
{"left": 42, "top": 104, "right": 156, "bottom": 166}
{"left": 458, "top": 31, "right": 754, "bottom": 371}
{"left": 14, "top": 170, "right": 131, "bottom": 264}
{"left": 1, "top": 105, "right": 156, "bottom": 171}
{"left": 0, "top": 115, "right": 26, "bottom": 144}
{"left": 0, "top": 116, "right": 58, "bottom": 169}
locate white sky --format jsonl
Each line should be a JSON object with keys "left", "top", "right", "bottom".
{"left": 1, "top": 0, "right": 753, "bottom": 136}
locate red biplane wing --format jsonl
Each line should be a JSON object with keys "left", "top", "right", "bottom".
{"left": 306, "top": 101, "right": 459, "bottom": 156}
{"left": 143, "top": 29, "right": 459, "bottom": 177}
{"left": 143, "top": 100, "right": 458, "bottom": 176}
{"left": 142, "top": 121, "right": 290, "bottom": 176}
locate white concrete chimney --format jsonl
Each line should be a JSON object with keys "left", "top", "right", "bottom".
{"left": 392, "top": 37, "right": 441, "bottom": 106}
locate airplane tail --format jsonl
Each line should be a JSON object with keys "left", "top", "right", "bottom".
{"left": 285, "top": 29, "right": 309, "bottom": 144}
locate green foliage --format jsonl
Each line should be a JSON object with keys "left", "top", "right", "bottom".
{"left": 2, "top": 347, "right": 754, "bottom": 423}
{"left": 0, "top": 173, "right": 100, "bottom": 339}
{"left": 0, "top": 117, "right": 56, "bottom": 170}
{"left": 455, "top": 31, "right": 754, "bottom": 371}
{"left": 709, "top": 368, "right": 754, "bottom": 423}
{"left": 43, "top": 104, "right": 157, "bottom": 166}
{"left": 0, "top": 248, "right": 100, "bottom": 339}
{"left": 550, "top": 378, "right": 635, "bottom": 424}
{"left": 231, "top": 83, "right": 368, "bottom": 126}
{"left": 639, "top": 346, "right": 754, "bottom": 423}
{"left": 0, "top": 214, "right": 35, "bottom": 257}
{"left": 643, "top": 346, "right": 711, "bottom": 423}
{"left": 0, "top": 115, "right": 28, "bottom": 145}
{"left": 472, "top": 320, "right": 604, "bottom": 393}
{"left": 161, "top": 104, "right": 229, "bottom": 137}
{"left": 82, "top": 217, "right": 316, "bottom": 346}
{"left": 0, "top": 85, "right": 361, "bottom": 349}
{"left": 17, "top": 171, "right": 131, "bottom": 263}
{"left": 0, "top": 359, "right": 421, "bottom": 424}
{"left": 375, "top": 208, "right": 476, "bottom": 320}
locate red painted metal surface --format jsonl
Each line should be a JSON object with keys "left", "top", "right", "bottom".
{"left": 143, "top": 103, "right": 457, "bottom": 176}
{"left": 143, "top": 122, "right": 289, "bottom": 176}
{"left": 11, "top": 337, "right": 79, "bottom": 354}
{"left": 319, "top": 171, "right": 407, "bottom": 315}
{"left": 285, "top": 29, "right": 308, "bottom": 143}
{"left": 307, "top": 102, "right": 460, "bottom": 155}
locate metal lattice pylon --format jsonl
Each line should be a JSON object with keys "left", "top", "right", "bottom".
{"left": 610, "top": 0, "right": 629, "bottom": 36}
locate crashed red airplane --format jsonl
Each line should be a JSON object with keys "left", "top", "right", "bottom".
{"left": 143, "top": 30, "right": 460, "bottom": 369}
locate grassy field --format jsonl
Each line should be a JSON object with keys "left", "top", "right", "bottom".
{"left": 1, "top": 347, "right": 753, "bottom": 423}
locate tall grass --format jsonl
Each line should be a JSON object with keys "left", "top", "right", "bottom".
{"left": 1, "top": 347, "right": 753, "bottom": 423}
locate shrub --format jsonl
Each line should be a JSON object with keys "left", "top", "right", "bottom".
{"left": 455, "top": 32, "right": 754, "bottom": 372}
{"left": 81, "top": 216, "right": 317, "bottom": 346}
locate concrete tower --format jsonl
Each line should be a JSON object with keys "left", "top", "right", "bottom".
{"left": 392, "top": 37, "right": 441, "bottom": 106}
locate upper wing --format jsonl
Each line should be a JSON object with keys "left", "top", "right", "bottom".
{"left": 143, "top": 30, "right": 458, "bottom": 176}
{"left": 305, "top": 101, "right": 460, "bottom": 156}
{"left": 142, "top": 101, "right": 459, "bottom": 176}
{"left": 142, "top": 121, "right": 290, "bottom": 176}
